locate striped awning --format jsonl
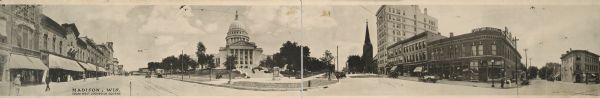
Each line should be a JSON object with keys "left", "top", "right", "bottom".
{"left": 49, "top": 55, "right": 85, "bottom": 72}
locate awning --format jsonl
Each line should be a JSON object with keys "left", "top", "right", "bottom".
{"left": 413, "top": 66, "right": 423, "bottom": 72}
{"left": 390, "top": 66, "right": 398, "bottom": 71}
{"left": 98, "top": 67, "right": 108, "bottom": 72}
{"left": 49, "top": 55, "right": 85, "bottom": 72}
{"left": 5, "top": 54, "right": 48, "bottom": 70}
{"left": 77, "top": 62, "right": 97, "bottom": 71}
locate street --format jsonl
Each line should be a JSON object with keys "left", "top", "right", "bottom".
{"left": 11, "top": 76, "right": 598, "bottom": 96}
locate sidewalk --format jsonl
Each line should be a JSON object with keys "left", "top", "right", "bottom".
{"left": 393, "top": 76, "right": 521, "bottom": 89}
{"left": 1, "top": 76, "right": 115, "bottom": 96}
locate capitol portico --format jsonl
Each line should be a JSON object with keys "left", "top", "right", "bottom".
{"left": 215, "top": 11, "right": 267, "bottom": 69}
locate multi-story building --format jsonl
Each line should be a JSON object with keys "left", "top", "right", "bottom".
{"left": 375, "top": 5, "right": 438, "bottom": 73}
{"left": 387, "top": 31, "right": 446, "bottom": 76}
{"left": 427, "top": 27, "right": 522, "bottom": 82}
{"left": 560, "top": 49, "right": 600, "bottom": 83}
{"left": 40, "top": 15, "right": 86, "bottom": 82}
{"left": 0, "top": 5, "right": 48, "bottom": 88}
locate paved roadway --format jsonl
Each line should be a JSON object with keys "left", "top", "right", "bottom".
{"left": 14, "top": 76, "right": 599, "bottom": 96}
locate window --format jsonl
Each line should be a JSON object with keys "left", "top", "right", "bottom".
{"left": 0, "top": 17, "right": 6, "bottom": 43}
{"left": 472, "top": 43, "right": 477, "bottom": 56}
{"left": 43, "top": 34, "right": 48, "bottom": 50}
{"left": 478, "top": 42, "right": 483, "bottom": 55}
{"left": 492, "top": 41, "right": 497, "bottom": 55}
{"left": 59, "top": 41, "right": 63, "bottom": 54}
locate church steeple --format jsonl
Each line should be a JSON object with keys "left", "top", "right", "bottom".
{"left": 364, "top": 20, "right": 371, "bottom": 45}
{"left": 362, "top": 19, "right": 373, "bottom": 60}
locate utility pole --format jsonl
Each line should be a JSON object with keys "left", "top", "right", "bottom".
{"left": 524, "top": 49, "right": 528, "bottom": 82}
{"left": 181, "top": 50, "right": 184, "bottom": 80}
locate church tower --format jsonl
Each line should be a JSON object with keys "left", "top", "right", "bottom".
{"left": 362, "top": 20, "right": 373, "bottom": 62}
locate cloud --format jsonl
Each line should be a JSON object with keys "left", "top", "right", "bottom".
{"left": 155, "top": 36, "right": 175, "bottom": 45}
{"left": 204, "top": 23, "right": 219, "bottom": 33}
{"left": 138, "top": 5, "right": 204, "bottom": 34}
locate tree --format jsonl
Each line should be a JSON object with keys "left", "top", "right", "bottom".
{"left": 147, "top": 62, "right": 161, "bottom": 73}
{"left": 196, "top": 42, "right": 207, "bottom": 69}
{"left": 259, "top": 56, "right": 276, "bottom": 69}
{"left": 527, "top": 66, "right": 539, "bottom": 79}
{"left": 161, "top": 56, "right": 178, "bottom": 73}
{"left": 279, "top": 41, "right": 310, "bottom": 73}
{"left": 540, "top": 62, "right": 560, "bottom": 80}
{"left": 272, "top": 53, "right": 287, "bottom": 68}
{"left": 347, "top": 55, "right": 363, "bottom": 73}
{"left": 320, "top": 50, "right": 335, "bottom": 80}
{"left": 223, "top": 55, "right": 237, "bottom": 83}
{"left": 205, "top": 54, "right": 216, "bottom": 80}
{"left": 178, "top": 54, "right": 197, "bottom": 72}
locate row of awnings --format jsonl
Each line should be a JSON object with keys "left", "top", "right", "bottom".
{"left": 5, "top": 53, "right": 108, "bottom": 72}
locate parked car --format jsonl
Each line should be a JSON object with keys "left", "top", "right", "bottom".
{"left": 335, "top": 72, "right": 347, "bottom": 79}
{"left": 419, "top": 75, "right": 439, "bottom": 83}
{"left": 145, "top": 74, "right": 151, "bottom": 78}
{"left": 156, "top": 74, "right": 163, "bottom": 78}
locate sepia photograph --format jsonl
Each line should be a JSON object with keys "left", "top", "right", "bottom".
{"left": 0, "top": 0, "right": 598, "bottom": 97}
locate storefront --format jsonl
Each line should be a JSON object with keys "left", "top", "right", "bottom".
{"left": 77, "top": 62, "right": 104, "bottom": 78}
{"left": 2, "top": 53, "right": 49, "bottom": 86}
{"left": 48, "top": 55, "right": 85, "bottom": 82}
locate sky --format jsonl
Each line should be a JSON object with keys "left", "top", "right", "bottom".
{"left": 41, "top": 4, "right": 600, "bottom": 71}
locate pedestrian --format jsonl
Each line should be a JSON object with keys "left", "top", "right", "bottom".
{"left": 500, "top": 78, "right": 505, "bottom": 88}
{"left": 13, "top": 74, "right": 22, "bottom": 96}
{"left": 45, "top": 76, "right": 51, "bottom": 91}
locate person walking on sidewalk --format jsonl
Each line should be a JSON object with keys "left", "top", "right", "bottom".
{"left": 12, "top": 74, "right": 22, "bottom": 96}
{"left": 45, "top": 76, "right": 51, "bottom": 91}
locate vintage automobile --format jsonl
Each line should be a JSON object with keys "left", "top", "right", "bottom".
{"left": 145, "top": 74, "right": 151, "bottom": 78}
{"left": 419, "top": 75, "right": 439, "bottom": 83}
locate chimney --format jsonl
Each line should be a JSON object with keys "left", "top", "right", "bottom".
{"left": 424, "top": 8, "right": 428, "bottom": 15}
{"left": 449, "top": 32, "right": 454, "bottom": 37}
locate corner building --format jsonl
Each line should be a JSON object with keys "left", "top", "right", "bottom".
{"left": 387, "top": 31, "right": 446, "bottom": 76}
{"left": 560, "top": 50, "right": 600, "bottom": 83}
{"left": 427, "top": 27, "right": 522, "bottom": 82}
{"left": 375, "top": 5, "right": 438, "bottom": 73}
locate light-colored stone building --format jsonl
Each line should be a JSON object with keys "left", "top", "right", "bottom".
{"left": 560, "top": 49, "right": 600, "bottom": 83}
{"left": 375, "top": 5, "right": 439, "bottom": 72}
{"left": 215, "top": 11, "right": 266, "bottom": 69}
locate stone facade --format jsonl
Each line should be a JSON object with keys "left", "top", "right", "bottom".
{"left": 560, "top": 50, "right": 600, "bottom": 83}
{"left": 375, "top": 5, "right": 439, "bottom": 72}
{"left": 215, "top": 11, "right": 266, "bottom": 69}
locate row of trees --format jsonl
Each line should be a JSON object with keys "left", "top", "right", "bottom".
{"left": 147, "top": 54, "right": 198, "bottom": 73}
{"left": 346, "top": 55, "right": 377, "bottom": 73}
{"left": 257, "top": 41, "right": 335, "bottom": 76}
{"left": 524, "top": 62, "right": 561, "bottom": 81}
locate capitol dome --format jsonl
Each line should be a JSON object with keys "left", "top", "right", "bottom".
{"left": 226, "top": 11, "right": 250, "bottom": 45}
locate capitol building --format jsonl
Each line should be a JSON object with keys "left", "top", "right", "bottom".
{"left": 214, "top": 11, "right": 267, "bottom": 69}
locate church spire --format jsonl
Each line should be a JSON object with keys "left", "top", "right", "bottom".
{"left": 364, "top": 19, "right": 371, "bottom": 45}
{"left": 362, "top": 19, "right": 373, "bottom": 60}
